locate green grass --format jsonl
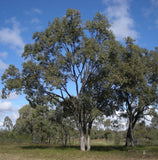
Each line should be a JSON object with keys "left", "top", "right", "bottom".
{"left": 0, "top": 143, "right": 157, "bottom": 160}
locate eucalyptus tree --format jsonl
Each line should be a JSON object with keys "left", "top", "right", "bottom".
{"left": 3, "top": 116, "right": 13, "bottom": 131}
{"left": 111, "top": 37, "right": 158, "bottom": 148}
{"left": 15, "top": 104, "right": 56, "bottom": 143}
{"left": 1, "top": 9, "right": 116, "bottom": 151}
{"left": 31, "top": 105, "right": 52, "bottom": 143}
{"left": 15, "top": 105, "right": 35, "bottom": 140}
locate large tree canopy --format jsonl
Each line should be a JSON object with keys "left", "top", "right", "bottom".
{"left": 1, "top": 9, "right": 117, "bottom": 151}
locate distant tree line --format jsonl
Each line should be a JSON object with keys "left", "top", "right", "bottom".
{"left": 1, "top": 8, "right": 158, "bottom": 151}
{"left": 1, "top": 109, "right": 158, "bottom": 146}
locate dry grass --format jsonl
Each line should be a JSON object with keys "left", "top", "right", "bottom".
{"left": 0, "top": 143, "right": 157, "bottom": 160}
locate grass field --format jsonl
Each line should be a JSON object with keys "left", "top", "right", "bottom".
{"left": 0, "top": 143, "right": 158, "bottom": 160}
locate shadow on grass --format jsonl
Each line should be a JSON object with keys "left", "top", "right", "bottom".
{"left": 91, "top": 145, "right": 128, "bottom": 152}
{"left": 21, "top": 145, "right": 54, "bottom": 150}
{"left": 21, "top": 144, "right": 80, "bottom": 150}
{"left": 21, "top": 144, "right": 128, "bottom": 152}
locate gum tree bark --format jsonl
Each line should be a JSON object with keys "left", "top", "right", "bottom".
{"left": 87, "top": 122, "right": 92, "bottom": 151}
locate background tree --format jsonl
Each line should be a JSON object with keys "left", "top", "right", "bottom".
{"left": 104, "top": 119, "right": 111, "bottom": 129}
{"left": 31, "top": 105, "right": 52, "bottom": 143}
{"left": 3, "top": 116, "right": 13, "bottom": 131}
{"left": 134, "top": 121, "right": 147, "bottom": 145}
{"left": 151, "top": 110, "right": 158, "bottom": 129}
{"left": 14, "top": 104, "right": 77, "bottom": 144}
{"left": 150, "top": 112, "right": 158, "bottom": 144}
{"left": 15, "top": 105, "right": 34, "bottom": 135}
{"left": 111, "top": 37, "right": 157, "bottom": 148}
{"left": 14, "top": 105, "right": 35, "bottom": 142}
{"left": 55, "top": 102, "right": 77, "bottom": 146}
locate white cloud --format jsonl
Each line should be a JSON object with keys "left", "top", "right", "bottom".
{"left": 33, "top": 8, "right": 42, "bottom": 14}
{"left": 0, "top": 59, "right": 8, "bottom": 70}
{"left": 0, "top": 18, "right": 25, "bottom": 55}
{"left": 0, "top": 52, "right": 8, "bottom": 59}
{"left": 103, "top": 0, "right": 138, "bottom": 40}
{"left": 0, "top": 100, "right": 20, "bottom": 126}
{"left": 0, "top": 103, "right": 19, "bottom": 127}
{"left": 0, "top": 101, "right": 12, "bottom": 112}
{"left": 31, "top": 18, "right": 40, "bottom": 24}
{"left": 25, "top": 8, "right": 42, "bottom": 15}
{"left": 0, "top": 98, "right": 25, "bottom": 127}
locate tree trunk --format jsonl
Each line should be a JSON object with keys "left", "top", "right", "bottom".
{"left": 80, "top": 133, "right": 86, "bottom": 151}
{"left": 125, "top": 127, "right": 131, "bottom": 146}
{"left": 87, "top": 135, "right": 91, "bottom": 151}
{"left": 126, "top": 120, "right": 134, "bottom": 149}
{"left": 80, "top": 126, "right": 86, "bottom": 151}
{"left": 87, "top": 122, "right": 92, "bottom": 151}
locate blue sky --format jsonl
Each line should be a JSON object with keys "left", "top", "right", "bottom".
{"left": 0, "top": 0, "right": 158, "bottom": 126}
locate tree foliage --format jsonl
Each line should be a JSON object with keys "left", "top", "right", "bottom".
{"left": 1, "top": 8, "right": 158, "bottom": 150}
{"left": 111, "top": 37, "right": 158, "bottom": 148}
{"left": 3, "top": 116, "right": 13, "bottom": 131}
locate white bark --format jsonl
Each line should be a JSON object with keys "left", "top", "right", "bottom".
{"left": 87, "top": 134, "right": 91, "bottom": 151}
{"left": 80, "top": 129, "right": 86, "bottom": 151}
